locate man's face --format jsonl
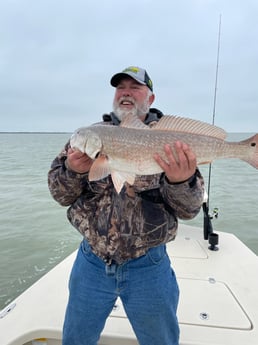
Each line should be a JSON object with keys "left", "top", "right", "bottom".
{"left": 113, "top": 77, "right": 154, "bottom": 120}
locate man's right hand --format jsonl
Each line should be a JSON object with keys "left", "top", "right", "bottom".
{"left": 66, "top": 148, "right": 93, "bottom": 173}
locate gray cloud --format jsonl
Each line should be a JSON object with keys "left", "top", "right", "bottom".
{"left": 0, "top": 0, "right": 257, "bottom": 132}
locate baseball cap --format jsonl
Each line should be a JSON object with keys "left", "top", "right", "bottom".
{"left": 110, "top": 66, "right": 153, "bottom": 91}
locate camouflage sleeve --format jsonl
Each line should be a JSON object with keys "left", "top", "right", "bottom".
{"left": 48, "top": 142, "right": 90, "bottom": 206}
{"left": 161, "top": 169, "right": 205, "bottom": 220}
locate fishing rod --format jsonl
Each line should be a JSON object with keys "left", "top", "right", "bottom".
{"left": 203, "top": 14, "right": 222, "bottom": 249}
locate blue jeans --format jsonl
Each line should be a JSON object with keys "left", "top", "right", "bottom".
{"left": 63, "top": 240, "right": 180, "bottom": 345}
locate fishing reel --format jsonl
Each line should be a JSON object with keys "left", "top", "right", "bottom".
{"left": 210, "top": 207, "right": 219, "bottom": 219}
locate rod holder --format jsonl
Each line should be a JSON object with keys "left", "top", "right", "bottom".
{"left": 208, "top": 233, "right": 219, "bottom": 251}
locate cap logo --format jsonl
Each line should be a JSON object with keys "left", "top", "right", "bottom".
{"left": 122, "top": 67, "right": 140, "bottom": 74}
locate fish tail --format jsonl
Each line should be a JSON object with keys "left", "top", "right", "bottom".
{"left": 241, "top": 133, "right": 258, "bottom": 169}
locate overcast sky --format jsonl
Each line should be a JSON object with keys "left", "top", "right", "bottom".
{"left": 0, "top": 0, "right": 257, "bottom": 132}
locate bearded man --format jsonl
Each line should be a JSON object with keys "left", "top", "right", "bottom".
{"left": 48, "top": 66, "right": 204, "bottom": 345}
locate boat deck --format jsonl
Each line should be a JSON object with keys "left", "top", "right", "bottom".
{"left": 1, "top": 224, "right": 258, "bottom": 345}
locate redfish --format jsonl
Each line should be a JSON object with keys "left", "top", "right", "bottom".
{"left": 70, "top": 114, "right": 258, "bottom": 193}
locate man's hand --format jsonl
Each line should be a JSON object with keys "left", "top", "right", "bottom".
{"left": 66, "top": 148, "right": 93, "bottom": 174}
{"left": 154, "top": 141, "right": 197, "bottom": 183}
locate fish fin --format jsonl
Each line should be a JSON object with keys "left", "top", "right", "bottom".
{"left": 240, "top": 133, "right": 258, "bottom": 169}
{"left": 198, "top": 160, "right": 213, "bottom": 165}
{"left": 153, "top": 115, "right": 227, "bottom": 140}
{"left": 88, "top": 155, "right": 111, "bottom": 181}
{"left": 111, "top": 171, "right": 136, "bottom": 193}
{"left": 120, "top": 114, "right": 150, "bottom": 129}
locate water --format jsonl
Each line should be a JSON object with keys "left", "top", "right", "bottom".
{"left": 0, "top": 132, "right": 258, "bottom": 310}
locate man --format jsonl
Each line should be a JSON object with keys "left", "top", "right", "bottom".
{"left": 48, "top": 66, "right": 204, "bottom": 345}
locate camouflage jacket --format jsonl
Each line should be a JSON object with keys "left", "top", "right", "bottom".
{"left": 48, "top": 110, "right": 205, "bottom": 264}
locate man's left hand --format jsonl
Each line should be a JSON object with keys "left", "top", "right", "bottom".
{"left": 154, "top": 141, "right": 197, "bottom": 184}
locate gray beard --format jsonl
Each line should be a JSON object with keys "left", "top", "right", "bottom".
{"left": 113, "top": 98, "right": 150, "bottom": 121}
{"left": 113, "top": 107, "right": 137, "bottom": 121}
